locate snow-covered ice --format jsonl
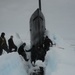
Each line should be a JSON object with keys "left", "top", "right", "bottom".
{"left": 0, "top": 52, "right": 28, "bottom": 75}
{"left": 0, "top": 33, "right": 75, "bottom": 75}
{"left": 44, "top": 33, "right": 75, "bottom": 75}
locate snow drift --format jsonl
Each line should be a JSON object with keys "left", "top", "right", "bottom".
{"left": 0, "top": 33, "right": 75, "bottom": 75}
{"left": 0, "top": 52, "right": 28, "bottom": 75}
{"left": 44, "top": 33, "right": 75, "bottom": 75}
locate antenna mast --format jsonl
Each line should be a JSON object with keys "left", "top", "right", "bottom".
{"left": 39, "top": 0, "right": 41, "bottom": 11}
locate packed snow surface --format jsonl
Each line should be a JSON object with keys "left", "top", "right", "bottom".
{"left": 44, "top": 33, "right": 75, "bottom": 75}
{"left": 0, "top": 52, "right": 28, "bottom": 75}
{"left": 0, "top": 33, "right": 75, "bottom": 75}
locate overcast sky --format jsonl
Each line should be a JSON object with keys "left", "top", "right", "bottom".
{"left": 0, "top": 0, "right": 75, "bottom": 43}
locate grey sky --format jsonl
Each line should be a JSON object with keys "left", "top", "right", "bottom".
{"left": 0, "top": 0, "right": 75, "bottom": 43}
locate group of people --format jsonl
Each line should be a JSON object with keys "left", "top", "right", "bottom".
{"left": 0, "top": 32, "right": 17, "bottom": 55}
{"left": 26, "top": 36, "right": 53, "bottom": 63}
{"left": 0, "top": 32, "right": 53, "bottom": 63}
{"left": 0, "top": 32, "right": 29, "bottom": 61}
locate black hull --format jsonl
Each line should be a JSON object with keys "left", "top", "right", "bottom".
{"left": 30, "top": 8, "right": 46, "bottom": 47}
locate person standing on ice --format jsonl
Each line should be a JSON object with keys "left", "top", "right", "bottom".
{"left": 26, "top": 45, "right": 36, "bottom": 63}
{"left": 0, "top": 32, "right": 9, "bottom": 55}
{"left": 18, "top": 43, "right": 28, "bottom": 61}
{"left": 44, "top": 36, "right": 53, "bottom": 50}
{"left": 8, "top": 35, "right": 17, "bottom": 52}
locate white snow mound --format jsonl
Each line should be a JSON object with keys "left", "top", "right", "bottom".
{"left": 0, "top": 52, "right": 27, "bottom": 75}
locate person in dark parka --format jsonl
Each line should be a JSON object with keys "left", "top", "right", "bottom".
{"left": 44, "top": 36, "right": 53, "bottom": 50}
{"left": 26, "top": 45, "right": 36, "bottom": 63}
{"left": 0, "top": 32, "right": 9, "bottom": 55}
{"left": 8, "top": 35, "right": 17, "bottom": 52}
{"left": 18, "top": 43, "right": 28, "bottom": 61}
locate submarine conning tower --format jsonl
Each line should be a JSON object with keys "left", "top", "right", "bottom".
{"left": 30, "top": 0, "right": 46, "bottom": 47}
